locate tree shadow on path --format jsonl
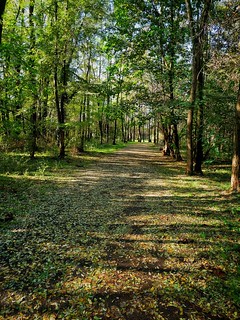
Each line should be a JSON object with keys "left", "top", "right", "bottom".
{"left": 0, "top": 143, "right": 239, "bottom": 320}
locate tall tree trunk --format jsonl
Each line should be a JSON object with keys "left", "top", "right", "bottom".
{"left": 185, "top": 0, "right": 198, "bottom": 175}
{"left": 113, "top": 119, "right": 117, "bottom": 145}
{"left": 172, "top": 122, "right": 182, "bottom": 161}
{"left": 162, "top": 124, "right": 171, "bottom": 156}
{"left": 59, "top": 60, "right": 68, "bottom": 158}
{"left": 142, "top": 124, "right": 144, "bottom": 142}
{"left": 54, "top": 1, "right": 61, "bottom": 157}
{"left": 153, "top": 116, "right": 157, "bottom": 144}
{"left": 78, "top": 96, "right": 86, "bottom": 152}
{"left": 231, "top": 82, "right": 240, "bottom": 192}
{"left": 148, "top": 118, "right": 151, "bottom": 142}
{"left": 55, "top": 77, "right": 66, "bottom": 159}
{"left": 121, "top": 116, "right": 125, "bottom": 142}
{"left": 105, "top": 93, "right": 110, "bottom": 144}
{"left": 78, "top": 47, "right": 91, "bottom": 151}
{"left": 29, "top": 0, "right": 37, "bottom": 159}
{"left": 194, "top": 67, "right": 204, "bottom": 174}
{"left": 185, "top": 0, "right": 211, "bottom": 175}
{"left": 0, "top": 0, "right": 6, "bottom": 44}
{"left": 186, "top": 107, "right": 194, "bottom": 174}
{"left": 160, "top": 116, "right": 174, "bottom": 157}
{"left": 106, "top": 121, "right": 110, "bottom": 143}
{"left": 138, "top": 125, "right": 142, "bottom": 142}
{"left": 54, "top": 65, "right": 62, "bottom": 152}
{"left": 169, "top": 1, "right": 182, "bottom": 161}
{"left": 39, "top": 77, "right": 49, "bottom": 137}
{"left": 98, "top": 102, "right": 104, "bottom": 145}
{"left": 99, "top": 119, "right": 103, "bottom": 145}
{"left": 133, "top": 120, "right": 136, "bottom": 142}
{"left": 54, "top": 0, "right": 68, "bottom": 159}
{"left": 194, "top": 2, "right": 210, "bottom": 174}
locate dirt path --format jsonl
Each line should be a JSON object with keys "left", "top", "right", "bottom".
{"left": 0, "top": 143, "right": 239, "bottom": 320}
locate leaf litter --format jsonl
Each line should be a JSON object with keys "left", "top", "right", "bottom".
{"left": 0, "top": 143, "right": 240, "bottom": 319}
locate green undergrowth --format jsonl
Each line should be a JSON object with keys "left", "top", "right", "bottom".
{"left": 0, "top": 142, "right": 127, "bottom": 176}
{"left": 85, "top": 141, "right": 129, "bottom": 153}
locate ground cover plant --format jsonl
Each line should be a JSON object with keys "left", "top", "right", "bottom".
{"left": 0, "top": 143, "right": 239, "bottom": 320}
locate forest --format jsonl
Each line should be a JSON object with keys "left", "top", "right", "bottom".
{"left": 0, "top": 0, "right": 240, "bottom": 319}
{"left": 0, "top": 0, "right": 239, "bottom": 186}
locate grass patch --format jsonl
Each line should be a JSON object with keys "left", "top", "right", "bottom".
{"left": 0, "top": 142, "right": 127, "bottom": 176}
{"left": 0, "top": 153, "right": 66, "bottom": 176}
{"left": 85, "top": 141, "right": 128, "bottom": 153}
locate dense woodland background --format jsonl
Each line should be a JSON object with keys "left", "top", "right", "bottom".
{"left": 0, "top": 0, "right": 239, "bottom": 188}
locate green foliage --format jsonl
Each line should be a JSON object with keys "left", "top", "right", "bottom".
{"left": 0, "top": 0, "right": 238, "bottom": 178}
{"left": 86, "top": 141, "right": 128, "bottom": 153}
{"left": 0, "top": 153, "right": 62, "bottom": 176}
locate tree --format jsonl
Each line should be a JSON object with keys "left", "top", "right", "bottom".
{"left": 231, "top": 82, "right": 240, "bottom": 192}
{"left": 1, "top": 0, "right": 238, "bottom": 171}
{"left": 207, "top": 0, "right": 240, "bottom": 190}
{"left": 28, "top": 0, "right": 37, "bottom": 159}
{"left": 111, "top": 0, "right": 186, "bottom": 153}
{"left": 185, "top": 0, "right": 212, "bottom": 175}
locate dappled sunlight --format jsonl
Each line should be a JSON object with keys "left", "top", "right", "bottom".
{"left": 126, "top": 213, "right": 222, "bottom": 226}
{"left": 1, "top": 144, "right": 239, "bottom": 319}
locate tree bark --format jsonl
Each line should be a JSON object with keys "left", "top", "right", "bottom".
{"left": 169, "top": 1, "right": 182, "bottom": 161}
{"left": 54, "top": 0, "right": 69, "bottom": 159}
{"left": 78, "top": 96, "right": 86, "bottom": 152}
{"left": 29, "top": 0, "right": 37, "bottom": 159}
{"left": 172, "top": 122, "right": 182, "bottom": 161}
{"left": 194, "top": 67, "right": 204, "bottom": 174}
{"left": 185, "top": 0, "right": 198, "bottom": 175}
{"left": 99, "top": 119, "right": 103, "bottom": 145}
{"left": 185, "top": 0, "right": 211, "bottom": 175}
{"left": 161, "top": 122, "right": 173, "bottom": 157}
{"left": 113, "top": 119, "right": 117, "bottom": 145}
{"left": 231, "top": 82, "right": 240, "bottom": 192}
{"left": 39, "top": 77, "right": 49, "bottom": 137}
{"left": 59, "top": 60, "right": 68, "bottom": 158}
